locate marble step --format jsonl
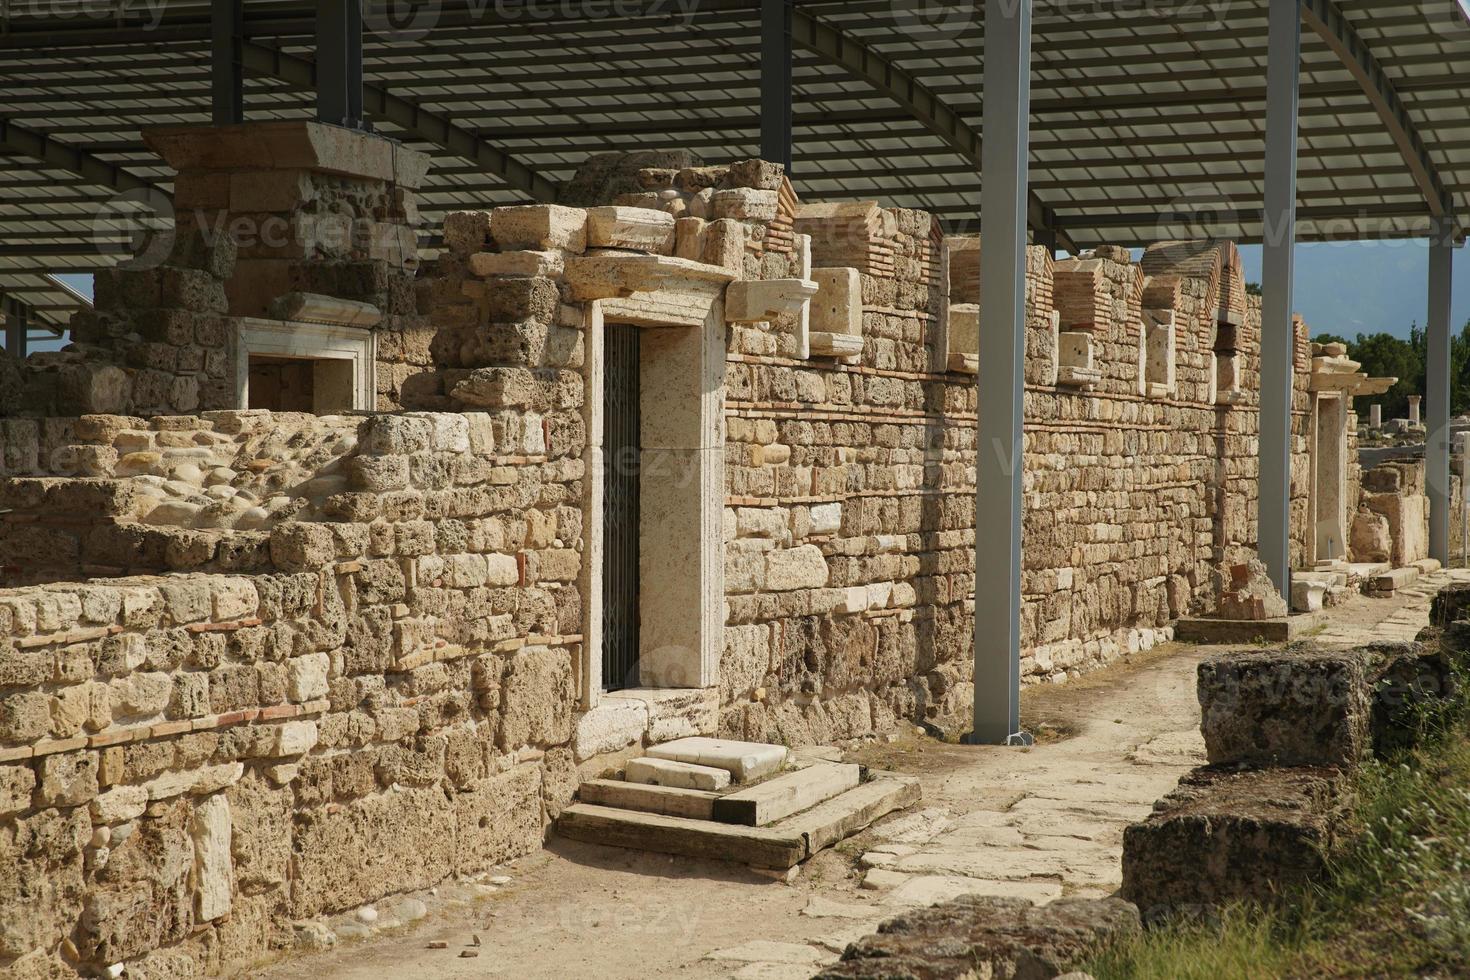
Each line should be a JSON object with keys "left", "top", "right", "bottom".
{"left": 558, "top": 774, "right": 921, "bottom": 870}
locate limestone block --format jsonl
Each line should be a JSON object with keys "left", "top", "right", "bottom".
{"left": 468, "top": 249, "right": 565, "bottom": 279}
{"left": 486, "top": 553, "right": 521, "bottom": 586}
{"left": 442, "top": 210, "right": 493, "bottom": 254}
{"left": 735, "top": 507, "right": 788, "bottom": 540}
{"left": 820, "top": 896, "right": 1139, "bottom": 979}
{"left": 624, "top": 756, "right": 730, "bottom": 791}
{"left": 212, "top": 577, "right": 259, "bottom": 620}
{"left": 0, "top": 764, "right": 36, "bottom": 817}
{"left": 110, "top": 672, "right": 172, "bottom": 719}
{"left": 450, "top": 367, "right": 536, "bottom": 409}
{"left": 158, "top": 578, "right": 211, "bottom": 624}
{"left": 361, "top": 414, "right": 433, "bottom": 455}
{"left": 810, "top": 268, "right": 862, "bottom": 339}
{"left": 38, "top": 751, "right": 100, "bottom": 807}
{"left": 499, "top": 646, "right": 574, "bottom": 749}
{"left": 585, "top": 206, "right": 676, "bottom": 254}
{"left": 451, "top": 764, "right": 544, "bottom": 878}
{"left": 1198, "top": 649, "right": 1370, "bottom": 768}
{"left": 607, "top": 688, "right": 719, "bottom": 742}
{"left": 288, "top": 652, "right": 330, "bottom": 702}
{"left": 490, "top": 204, "right": 588, "bottom": 253}
{"left": 268, "top": 292, "right": 382, "bottom": 327}
{"left": 948, "top": 302, "right": 979, "bottom": 356}
{"left": 91, "top": 785, "right": 148, "bottom": 824}
{"left": 348, "top": 454, "right": 410, "bottom": 492}
{"left": 765, "top": 545, "right": 828, "bottom": 591}
{"left": 1, "top": 691, "right": 52, "bottom": 743}
{"left": 191, "top": 793, "right": 234, "bottom": 921}
{"left": 269, "top": 522, "right": 336, "bottom": 572}
{"left": 725, "top": 278, "right": 819, "bottom": 324}
{"left": 645, "top": 736, "right": 787, "bottom": 782}
{"left": 573, "top": 698, "right": 648, "bottom": 761}
{"left": 1290, "top": 579, "right": 1326, "bottom": 613}
{"left": 809, "top": 332, "right": 864, "bottom": 360}
{"left": 710, "top": 188, "right": 779, "bottom": 221}
{"left": 269, "top": 721, "right": 319, "bottom": 757}
{"left": 1122, "top": 766, "right": 1350, "bottom": 922}
{"left": 835, "top": 586, "right": 869, "bottom": 615}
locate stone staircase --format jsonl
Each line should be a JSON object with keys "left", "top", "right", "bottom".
{"left": 557, "top": 737, "right": 921, "bottom": 871}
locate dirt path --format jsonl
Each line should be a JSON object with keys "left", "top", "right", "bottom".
{"left": 252, "top": 574, "right": 1463, "bottom": 980}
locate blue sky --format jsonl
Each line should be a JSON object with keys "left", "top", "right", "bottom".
{"left": 43, "top": 240, "right": 1470, "bottom": 348}
{"left": 1238, "top": 241, "right": 1470, "bottom": 341}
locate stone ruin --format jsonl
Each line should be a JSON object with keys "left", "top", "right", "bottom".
{"left": 1123, "top": 582, "right": 1470, "bottom": 921}
{"left": 0, "top": 121, "right": 1454, "bottom": 975}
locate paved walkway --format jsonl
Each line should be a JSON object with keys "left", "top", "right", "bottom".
{"left": 255, "top": 571, "right": 1467, "bottom": 980}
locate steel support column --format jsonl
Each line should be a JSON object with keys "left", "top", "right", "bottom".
{"left": 3, "top": 298, "right": 27, "bottom": 360}
{"left": 1260, "top": 0, "right": 1302, "bottom": 595}
{"left": 1427, "top": 213, "right": 1456, "bottom": 564}
{"left": 211, "top": 0, "right": 244, "bottom": 125}
{"left": 316, "top": 0, "right": 364, "bottom": 129}
{"left": 760, "top": 0, "right": 793, "bottom": 171}
{"left": 971, "top": 0, "right": 1032, "bottom": 747}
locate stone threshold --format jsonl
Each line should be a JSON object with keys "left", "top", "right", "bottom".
{"left": 573, "top": 687, "right": 720, "bottom": 762}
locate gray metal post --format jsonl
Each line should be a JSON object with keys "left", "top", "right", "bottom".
{"left": 1259, "top": 0, "right": 1301, "bottom": 595}
{"left": 760, "top": 0, "right": 793, "bottom": 171}
{"left": 316, "top": 0, "right": 363, "bottom": 129}
{"left": 211, "top": 0, "right": 244, "bottom": 125}
{"left": 4, "top": 299, "right": 26, "bottom": 360}
{"left": 971, "top": 0, "right": 1032, "bottom": 747}
{"left": 1427, "top": 213, "right": 1455, "bottom": 564}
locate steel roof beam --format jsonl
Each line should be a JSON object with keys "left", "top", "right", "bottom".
{"left": 238, "top": 42, "right": 559, "bottom": 202}
{"left": 0, "top": 118, "right": 157, "bottom": 195}
{"left": 1301, "top": 0, "right": 1452, "bottom": 223}
{"left": 788, "top": 6, "right": 1074, "bottom": 252}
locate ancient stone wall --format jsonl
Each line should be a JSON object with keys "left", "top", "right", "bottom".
{"left": 0, "top": 408, "right": 586, "bottom": 977}
{"left": 0, "top": 139, "right": 1366, "bottom": 975}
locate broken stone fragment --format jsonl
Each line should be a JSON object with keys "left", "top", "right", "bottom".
{"left": 724, "top": 278, "right": 819, "bottom": 324}
{"left": 489, "top": 204, "right": 588, "bottom": 254}
{"left": 585, "top": 206, "right": 676, "bottom": 254}
{"left": 1122, "top": 766, "right": 1352, "bottom": 922}
{"left": 1197, "top": 647, "right": 1371, "bottom": 768}
{"left": 815, "top": 895, "right": 1140, "bottom": 979}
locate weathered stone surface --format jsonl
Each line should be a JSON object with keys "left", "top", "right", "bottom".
{"left": 490, "top": 204, "right": 588, "bottom": 253}
{"left": 816, "top": 895, "right": 1140, "bottom": 979}
{"left": 0, "top": 764, "right": 36, "bottom": 817}
{"left": 190, "top": 792, "right": 233, "bottom": 921}
{"left": 1197, "top": 648, "right": 1370, "bottom": 768}
{"left": 1121, "top": 766, "right": 1352, "bottom": 922}
{"left": 499, "top": 647, "right": 574, "bottom": 750}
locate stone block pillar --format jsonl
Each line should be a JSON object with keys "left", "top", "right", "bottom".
{"left": 1369, "top": 403, "right": 1382, "bottom": 429}
{"left": 142, "top": 122, "right": 434, "bottom": 408}
{"left": 1409, "top": 395, "right": 1422, "bottom": 425}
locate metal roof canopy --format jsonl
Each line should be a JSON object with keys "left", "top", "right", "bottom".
{"left": 0, "top": 1, "right": 1465, "bottom": 324}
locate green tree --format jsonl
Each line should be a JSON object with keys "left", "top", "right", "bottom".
{"left": 1349, "top": 330, "right": 1422, "bottom": 422}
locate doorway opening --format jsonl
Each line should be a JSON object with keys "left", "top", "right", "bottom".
{"left": 602, "top": 322, "right": 641, "bottom": 691}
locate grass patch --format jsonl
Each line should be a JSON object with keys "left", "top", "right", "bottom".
{"left": 1084, "top": 675, "right": 1470, "bottom": 979}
